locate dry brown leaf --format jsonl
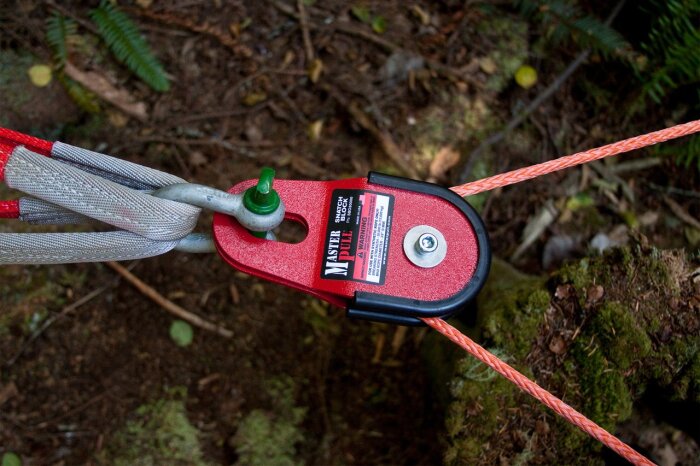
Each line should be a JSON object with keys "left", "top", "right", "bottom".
{"left": 0, "top": 382, "right": 18, "bottom": 406}
{"left": 548, "top": 335, "right": 567, "bottom": 355}
{"left": 64, "top": 62, "right": 148, "bottom": 121}
{"left": 427, "top": 146, "right": 460, "bottom": 182}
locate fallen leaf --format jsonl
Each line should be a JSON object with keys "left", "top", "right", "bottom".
{"left": 548, "top": 335, "right": 567, "bottom": 354}
{"left": 586, "top": 285, "right": 605, "bottom": 304}
{"left": 282, "top": 50, "right": 295, "bottom": 68}
{"left": 511, "top": 200, "right": 558, "bottom": 261}
{"left": 28, "top": 64, "right": 52, "bottom": 87}
{"left": 188, "top": 151, "right": 208, "bottom": 167}
{"left": 372, "top": 16, "right": 387, "bottom": 34}
{"left": 107, "top": 109, "right": 128, "bottom": 128}
{"left": 135, "top": 0, "right": 153, "bottom": 7}
{"left": 428, "top": 146, "right": 460, "bottom": 182}
{"left": 64, "top": 62, "right": 148, "bottom": 121}
{"left": 307, "top": 119, "right": 324, "bottom": 142}
{"left": 411, "top": 5, "right": 430, "bottom": 25}
{"left": 308, "top": 58, "right": 324, "bottom": 83}
{"left": 351, "top": 5, "right": 372, "bottom": 23}
{"left": 555, "top": 285, "right": 571, "bottom": 300}
{"left": 479, "top": 57, "right": 498, "bottom": 75}
{"left": 241, "top": 90, "right": 267, "bottom": 106}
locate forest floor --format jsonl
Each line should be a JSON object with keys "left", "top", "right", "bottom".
{"left": 0, "top": 1, "right": 699, "bottom": 465}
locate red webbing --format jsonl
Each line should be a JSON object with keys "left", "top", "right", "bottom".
{"left": 0, "top": 200, "right": 20, "bottom": 219}
{"left": 0, "top": 127, "right": 53, "bottom": 180}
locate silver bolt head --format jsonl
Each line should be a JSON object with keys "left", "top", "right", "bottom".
{"left": 416, "top": 233, "right": 438, "bottom": 254}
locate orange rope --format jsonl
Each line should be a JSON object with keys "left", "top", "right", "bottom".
{"left": 430, "top": 120, "right": 700, "bottom": 465}
{"left": 423, "top": 317, "right": 655, "bottom": 466}
{"left": 451, "top": 119, "right": 700, "bottom": 197}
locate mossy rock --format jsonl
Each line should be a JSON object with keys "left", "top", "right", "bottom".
{"left": 99, "top": 390, "right": 212, "bottom": 466}
{"left": 231, "top": 377, "right": 306, "bottom": 466}
{"left": 431, "top": 247, "right": 699, "bottom": 464}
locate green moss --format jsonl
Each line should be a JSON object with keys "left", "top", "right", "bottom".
{"left": 100, "top": 392, "right": 210, "bottom": 466}
{"left": 445, "top": 372, "right": 518, "bottom": 464}
{"left": 572, "top": 341, "right": 633, "bottom": 428}
{"left": 232, "top": 377, "right": 306, "bottom": 466}
{"left": 476, "top": 16, "right": 529, "bottom": 92}
{"left": 437, "top": 245, "right": 698, "bottom": 464}
{"left": 478, "top": 259, "right": 548, "bottom": 360}
{"left": 591, "top": 302, "right": 652, "bottom": 370}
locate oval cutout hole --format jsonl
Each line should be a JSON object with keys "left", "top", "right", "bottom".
{"left": 272, "top": 218, "right": 307, "bottom": 244}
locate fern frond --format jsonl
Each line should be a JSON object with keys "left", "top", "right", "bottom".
{"left": 637, "top": 0, "right": 700, "bottom": 103}
{"left": 90, "top": 0, "right": 170, "bottom": 92}
{"left": 569, "top": 15, "right": 627, "bottom": 54}
{"left": 46, "top": 13, "right": 76, "bottom": 67}
{"left": 652, "top": 134, "right": 700, "bottom": 171}
{"left": 514, "top": 0, "right": 628, "bottom": 55}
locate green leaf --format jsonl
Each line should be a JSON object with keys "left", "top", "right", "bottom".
{"left": 169, "top": 320, "right": 194, "bottom": 347}
{"left": 371, "top": 16, "right": 387, "bottom": 34}
{"left": 351, "top": 5, "right": 372, "bottom": 24}
{"left": 58, "top": 74, "right": 101, "bottom": 113}
{"left": 1, "top": 452, "right": 22, "bottom": 466}
{"left": 90, "top": 0, "right": 170, "bottom": 92}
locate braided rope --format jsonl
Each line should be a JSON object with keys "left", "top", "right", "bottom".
{"left": 423, "top": 317, "right": 654, "bottom": 466}
{"left": 451, "top": 119, "right": 700, "bottom": 197}
{"left": 424, "top": 121, "right": 700, "bottom": 465}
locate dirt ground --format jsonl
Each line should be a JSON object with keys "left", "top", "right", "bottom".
{"left": 1, "top": 1, "right": 699, "bottom": 465}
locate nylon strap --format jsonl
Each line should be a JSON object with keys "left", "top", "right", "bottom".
{"left": 0, "top": 231, "right": 179, "bottom": 264}
{"left": 5, "top": 146, "right": 200, "bottom": 241}
{"left": 0, "top": 142, "right": 203, "bottom": 264}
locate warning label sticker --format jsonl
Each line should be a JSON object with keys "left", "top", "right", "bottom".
{"left": 320, "top": 189, "right": 394, "bottom": 284}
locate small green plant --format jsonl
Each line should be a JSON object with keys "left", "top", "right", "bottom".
{"left": 90, "top": 0, "right": 170, "bottom": 92}
{"left": 169, "top": 320, "right": 194, "bottom": 347}
{"left": 351, "top": 5, "right": 387, "bottom": 34}
{"left": 1, "top": 452, "right": 22, "bottom": 466}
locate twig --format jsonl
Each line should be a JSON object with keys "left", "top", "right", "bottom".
{"left": 297, "top": 0, "right": 315, "bottom": 62}
{"left": 321, "top": 82, "right": 419, "bottom": 178}
{"left": 105, "top": 261, "right": 234, "bottom": 338}
{"left": 458, "top": 0, "right": 626, "bottom": 183}
{"left": 646, "top": 182, "right": 700, "bottom": 199}
{"left": 130, "top": 7, "right": 243, "bottom": 55}
{"left": 664, "top": 196, "right": 700, "bottom": 230}
{"left": 607, "top": 157, "right": 662, "bottom": 174}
